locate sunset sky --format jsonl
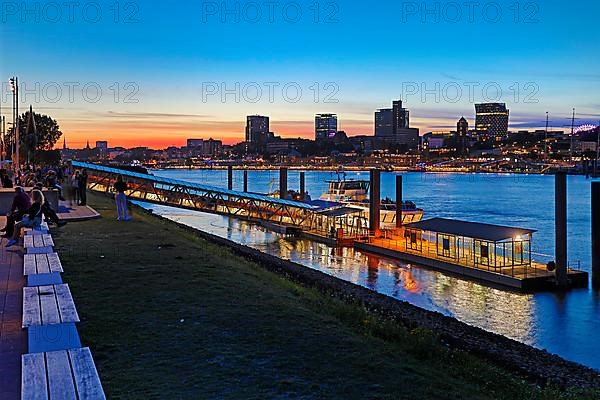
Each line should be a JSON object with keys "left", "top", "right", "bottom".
{"left": 1, "top": 0, "right": 599, "bottom": 148}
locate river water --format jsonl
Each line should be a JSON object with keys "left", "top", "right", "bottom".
{"left": 136, "top": 169, "right": 600, "bottom": 370}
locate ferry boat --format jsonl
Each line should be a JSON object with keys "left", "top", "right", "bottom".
{"left": 319, "top": 179, "right": 424, "bottom": 229}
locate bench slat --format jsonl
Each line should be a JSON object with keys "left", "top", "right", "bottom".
{"left": 24, "top": 254, "right": 37, "bottom": 276}
{"left": 33, "top": 234, "right": 43, "bottom": 248}
{"left": 23, "top": 287, "right": 42, "bottom": 328}
{"left": 36, "top": 254, "right": 51, "bottom": 274}
{"left": 69, "top": 348, "right": 106, "bottom": 400}
{"left": 22, "top": 353, "right": 48, "bottom": 400}
{"left": 48, "top": 253, "right": 64, "bottom": 273}
{"left": 39, "top": 285, "right": 61, "bottom": 325}
{"left": 43, "top": 234, "right": 55, "bottom": 247}
{"left": 55, "top": 284, "right": 80, "bottom": 324}
{"left": 47, "top": 350, "right": 78, "bottom": 400}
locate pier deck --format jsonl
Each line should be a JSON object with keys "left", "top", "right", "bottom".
{"left": 356, "top": 236, "right": 588, "bottom": 291}
{"left": 57, "top": 202, "right": 101, "bottom": 222}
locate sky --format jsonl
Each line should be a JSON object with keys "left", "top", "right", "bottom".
{"left": 1, "top": 0, "right": 600, "bottom": 148}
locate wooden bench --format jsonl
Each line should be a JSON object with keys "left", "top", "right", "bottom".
{"left": 24, "top": 253, "right": 64, "bottom": 275}
{"left": 23, "top": 284, "right": 79, "bottom": 328}
{"left": 24, "top": 233, "right": 55, "bottom": 254}
{"left": 23, "top": 284, "right": 82, "bottom": 353}
{"left": 22, "top": 347, "right": 106, "bottom": 400}
{"left": 24, "top": 253, "right": 64, "bottom": 287}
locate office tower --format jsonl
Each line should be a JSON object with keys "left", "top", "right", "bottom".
{"left": 187, "top": 139, "right": 204, "bottom": 148}
{"left": 456, "top": 117, "right": 469, "bottom": 155}
{"left": 375, "top": 108, "right": 393, "bottom": 137}
{"left": 245, "top": 115, "right": 270, "bottom": 143}
{"left": 374, "top": 100, "right": 419, "bottom": 150}
{"left": 315, "top": 114, "right": 338, "bottom": 140}
{"left": 393, "top": 100, "right": 410, "bottom": 132}
{"left": 475, "top": 103, "right": 509, "bottom": 142}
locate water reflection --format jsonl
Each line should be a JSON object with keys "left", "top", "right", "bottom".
{"left": 135, "top": 171, "right": 600, "bottom": 370}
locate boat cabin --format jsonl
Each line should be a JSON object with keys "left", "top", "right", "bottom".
{"left": 322, "top": 180, "right": 370, "bottom": 202}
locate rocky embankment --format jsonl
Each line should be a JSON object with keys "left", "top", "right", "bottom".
{"left": 151, "top": 211, "right": 600, "bottom": 391}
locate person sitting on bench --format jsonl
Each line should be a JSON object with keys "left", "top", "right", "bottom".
{"left": 6, "top": 189, "right": 45, "bottom": 247}
{"left": 34, "top": 182, "right": 67, "bottom": 227}
{"left": 0, "top": 187, "right": 31, "bottom": 238}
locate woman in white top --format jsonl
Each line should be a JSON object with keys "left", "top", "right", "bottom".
{"left": 70, "top": 170, "right": 80, "bottom": 206}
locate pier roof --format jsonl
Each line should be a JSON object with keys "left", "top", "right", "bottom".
{"left": 317, "top": 206, "right": 364, "bottom": 218}
{"left": 405, "top": 218, "right": 536, "bottom": 242}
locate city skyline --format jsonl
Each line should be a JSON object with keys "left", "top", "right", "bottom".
{"left": 1, "top": 0, "right": 599, "bottom": 147}
{"left": 56, "top": 104, "right": 599, "bottom": 150}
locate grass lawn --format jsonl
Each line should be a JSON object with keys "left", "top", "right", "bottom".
{"left": 52, "top": 193, "right": 592, "bottom": 399}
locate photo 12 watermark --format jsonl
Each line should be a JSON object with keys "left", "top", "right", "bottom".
{"left": 201, "top": 2, "right": 339, "bottom": 23}
{"left": 401, "top": 81, "right": 540, "bottom": 104}
{"left": 400, "top": 2, "right": 539, "bottom": 23}
{"left": 202, "top": 82, "right": 340, "bottom": 103}
{"left": 1, "top": 2, "right": 140, "bottom": 23}
{"left": 1, "top": 81, "right": 140, "bottom": 104}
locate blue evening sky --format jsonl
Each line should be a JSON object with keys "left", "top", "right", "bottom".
{"left": 1, "top": 0, "right": 599, "bottom": 146}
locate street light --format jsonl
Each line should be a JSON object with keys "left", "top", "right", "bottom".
{"left": 9, "top": 77, "right": 19, "bottom": 174}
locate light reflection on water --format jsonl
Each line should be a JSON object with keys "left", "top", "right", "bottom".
{"left": 135, "top": 170, "right": 600, "bottom": 370}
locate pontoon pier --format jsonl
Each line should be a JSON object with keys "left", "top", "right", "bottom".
{"left": 72, "top": 162, "right": 589, "bottom": 292}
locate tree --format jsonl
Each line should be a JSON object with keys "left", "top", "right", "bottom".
{"left": 8, "top": 111, "right": 63, "bottom": 153}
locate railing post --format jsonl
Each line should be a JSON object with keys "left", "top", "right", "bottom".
{"left": 243, "top": 170, "right": 248, "bottom": 192}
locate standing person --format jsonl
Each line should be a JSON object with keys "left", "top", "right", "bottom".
{"left": 70, "top": 170, "right": 80, "bottom": 206}
{"left": 6, "top": 189, "right": 44, "bottom": 247}
{"left": 45, "top": 170, "right": 65, "bottom": 201}
{"left": 0, "top": 187, "right": 31, "bottom": 238}
{"left": 0, "top": 170, "right": 13, "bottom": 188}
{"left": 114, "top": 175, "right": 130, "bottom": 221}
{"left": 56, "top": 166, "right": 64, "bottom": 184}
{"left": 78, "top": 169, "right": 88, "bottom": 206}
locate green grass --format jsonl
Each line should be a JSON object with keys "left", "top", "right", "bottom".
{"left": 53, "top": 193, "right": 595, "bottom": 399}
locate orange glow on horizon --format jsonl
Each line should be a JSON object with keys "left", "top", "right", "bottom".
{"left": 55, "top": 117, "right": 379, "bottom": 149}
{"left": 48, "top": 112, "right": 463, "bottom": 149}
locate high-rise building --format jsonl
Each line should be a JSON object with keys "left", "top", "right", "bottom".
{"left": 456, "top": 117, "right": 469, "bottom": 155}
{"left": 374, "top": 100, "right": 419, "bottom": 150}
{"left": 475, "top": 103, "right": 509, "bottom": 142}
{"left": 202, "top": 138, "right": 223, "bottom": 157}
{"left": 393, "top": 100, "right": 410, "bottom": 132}
{"left": 375, "top": 108, "right": 393, "bottom": 137}
{"left": 187, "top": 139, "right": 204, "bottom": 148}
{"left": 315, "top": 114, "right": 338, "bottom": 140}
{"left": 245, "top": 115, "right": 270, "bottom": 143}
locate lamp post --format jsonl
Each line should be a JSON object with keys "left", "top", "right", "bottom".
{"left": 1, "top": 115, "right": 4, "bottom": 166}
{"left": 9, "top": 77, "right": 19, "bottom": 175}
